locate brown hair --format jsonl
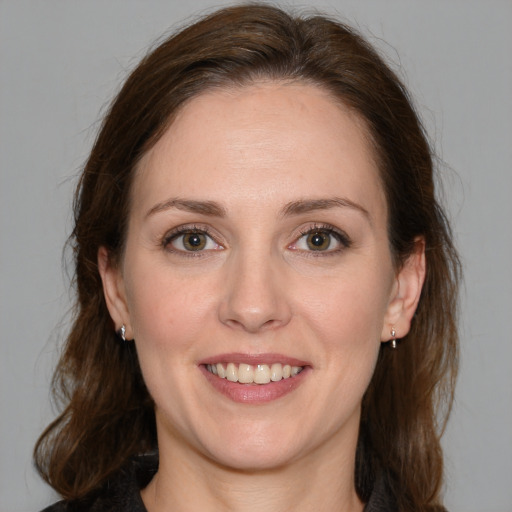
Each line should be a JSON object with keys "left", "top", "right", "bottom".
{"left": 34, "top": 5, "right": 460, "bottom": 511}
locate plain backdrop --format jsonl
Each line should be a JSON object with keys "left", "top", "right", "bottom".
{"left": 1, "top": 1, "right": 511, "bottom": 511}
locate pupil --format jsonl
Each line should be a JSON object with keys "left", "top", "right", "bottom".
{"left": 311, "top": 234, "right": 324, "bottom": 246}
{"left": 188, "top": 234, "right": 202, "bottom": 246}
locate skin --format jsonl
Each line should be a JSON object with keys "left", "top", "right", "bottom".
{"left": 99, "top": 82, "right": 425, "bottom": 512}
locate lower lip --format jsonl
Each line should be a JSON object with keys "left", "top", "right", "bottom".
{"left": 200, "top": 365, "right": 309, "bottom": 404}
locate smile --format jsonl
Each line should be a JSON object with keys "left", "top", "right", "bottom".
{"left": 205, "top": 362, "right": 303, "bottom": 385}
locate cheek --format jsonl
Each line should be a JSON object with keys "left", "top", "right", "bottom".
{"left": 126, "top": 247, "right": 203, "bottom": 314}
{"left": 123, "top": 268, "right": 212, "bottom": 413}
{"left": 301, "top": 268, "right": 391, "bottom": 342}
{"left": 123, "top": 259, "right": 214, "bottom": 362}
{"left": 285, "top": 276, "right": 385, "bottom": 442}
{"left": 300, "top": 268, "right": 390, "bottom": 391}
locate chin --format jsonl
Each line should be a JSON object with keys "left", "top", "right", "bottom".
{"left": 199, "top": 421, "right": 306, "bottom": 471}
{"left": 209, "top": 443, "right": 298, "bottom": 472}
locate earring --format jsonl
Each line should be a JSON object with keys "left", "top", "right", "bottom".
{"left": 390, "top": 327, "right": 397, "bottom": 349}
{"left": 117, "top": 324, "right": 126, "bottom": 341}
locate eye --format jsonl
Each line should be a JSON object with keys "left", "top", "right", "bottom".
{"left": 303, "top": 232, "right": 333, "bottom": 251}
{"left": 164, "top": 227, "right": 223, "bottom": 253}
{"left": 290, "top": 225, "right": 351, "bottom": 253}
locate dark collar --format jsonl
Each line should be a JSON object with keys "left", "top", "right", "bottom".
{"left": 42, "top": 454, "right": 395, "bottom": 512}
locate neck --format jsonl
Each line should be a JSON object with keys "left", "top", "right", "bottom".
{"left": 141, "top": 434, "right": 364, "bottom": 512}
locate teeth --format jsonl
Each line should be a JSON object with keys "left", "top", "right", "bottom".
{"left": 238, "top": 363, "right": 254, "bottom": 384}
{"left": 226, "top": 362, "right": 237, "bottom": 382}
{"left": 206, "top": 362, "right": 303, "bottom": 384}
{"left": 291, "top": 366, "right": 301, "bottom": 377}
{"left": 254, "top": 364, "right": 270, "bottom": 384}
{"left": 216, "top": 363, "right": 226, "bottom": 378}
{"left": 270, "top": 363, "right": 283, "bottom": 382}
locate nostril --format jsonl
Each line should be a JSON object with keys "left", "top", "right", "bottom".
{"left": 223, "top": 316, "right": 280, "bottom": 333}
{"left": 220, "top": 306, "right": 291, "bottom": 333}
{"left": 218, "top": 263, "right": 292, "bottom": 332}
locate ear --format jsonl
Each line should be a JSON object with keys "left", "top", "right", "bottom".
{"left": 98, "top": 246, "right": 133, "bottom": 340}
{"left": 381, "top": 238, "right": 426, "bottom": 342}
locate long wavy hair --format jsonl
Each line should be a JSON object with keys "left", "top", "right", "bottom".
{"left": 34, "top": 5, "right": 460, "bottom": 511}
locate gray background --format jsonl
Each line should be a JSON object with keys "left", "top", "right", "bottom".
{"left": 1, "top": 1, "right": 511, "bottom": 511}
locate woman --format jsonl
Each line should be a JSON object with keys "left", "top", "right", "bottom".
{"left": 35, "top": 4, "right": 460, "bottom": 512}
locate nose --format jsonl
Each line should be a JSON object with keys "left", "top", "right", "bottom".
{"left": 218, "top": 250, "right": 292, "bottom": 333}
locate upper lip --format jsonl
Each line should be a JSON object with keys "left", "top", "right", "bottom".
{"left": 198, "top": 352, "right": 311, "bottom": 367}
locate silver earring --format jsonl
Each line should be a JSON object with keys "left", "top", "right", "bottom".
{"left": 390, "top": 328, "right": 397, "bottom": 349}
{"left": 117, "top": 324, "right": 126, "bottom": 341}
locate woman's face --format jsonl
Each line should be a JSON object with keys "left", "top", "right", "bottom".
{"left": 100, "top": 83, "right": 423, "bottom": 471}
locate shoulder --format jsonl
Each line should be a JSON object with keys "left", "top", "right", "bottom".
{"left": 40, "top": 502, "right": 67, "bottom": 512}
{"left": 39, "top": 454, "right": 158, "bottom": 512}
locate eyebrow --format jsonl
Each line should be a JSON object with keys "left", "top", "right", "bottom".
{"left": 281, "top": 197, "right": 371, "bottom": 222}
{"left": 146, "top": 196, "right": 370, "bottom": 222}
{"left": 145, "top": 198, "right": 227, "bottom": 218}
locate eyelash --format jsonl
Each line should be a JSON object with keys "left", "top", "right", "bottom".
{"left": 162, "top": 224, "right": 222, "bottom": 257}
{"left": 161, "top": 223, "right": 352, "bottom": 257}
{"left": 293, "top": 223, "right": 352, "bottom": 255}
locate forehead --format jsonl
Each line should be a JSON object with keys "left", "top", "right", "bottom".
{"left": 133, "top": 82, "right": 386, "bottom": 221}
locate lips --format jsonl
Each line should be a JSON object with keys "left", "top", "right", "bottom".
{"left": 199, "top": 353, "right": 310, "bottom": 403}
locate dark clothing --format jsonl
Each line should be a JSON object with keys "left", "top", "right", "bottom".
{"left": 41, "top": 455, "right": 396, "bottom": 512}
{"left": 41, "top": 456, "right": 156, "bottom": 512}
